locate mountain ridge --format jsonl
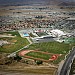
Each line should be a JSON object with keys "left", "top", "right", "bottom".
{"left": 0, "top": 0, "right": 75, "bottom": 6}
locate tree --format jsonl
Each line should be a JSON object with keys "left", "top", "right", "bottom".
{"left": 35, "top": 60, "right": 43, "bottom": 65}
{"left": 14, "top": 55, "right": 22, "bottom": 61}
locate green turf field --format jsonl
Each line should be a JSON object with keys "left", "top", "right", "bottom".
{"left": 24, "top": 42, "right": 74, "bottom": 64}
{"left": 27, "top": 42, "right": 72, "bottom": 54}
{"left": 26, "top": 51, "right": 51, "bottom": 60}
{"left": 0, "top": 31, "right": 29, "bottom": 53}
{"left": 36, "top": 32, "right": 48, "bottom": 37}
{"left": 1, "top": 31, "right": 75, "bottom": 64}
{"left": 29, "top": 33, "right": 36, "bottom": 37}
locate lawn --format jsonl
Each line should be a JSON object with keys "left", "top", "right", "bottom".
{"left": 29, "top": 33, "right": 36, "bottom": 37}
{"left": 24, "top": 42, "right": 74, "bottom": 64}
{"left": 27, "top": 42, "right": 72, "bottom": 54}
{"left": 36, "top": 32, "right": 48, "bottom": 37}
{"left": 0, "top": 31, "right": 20, "bottom": 37}
{"left": 0, "top": 31, "right": 29, "bottom": 53}
{"left": 26, "top": 51, "right": 51, "bottom": 60}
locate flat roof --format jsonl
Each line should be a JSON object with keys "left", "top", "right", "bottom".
{"left": 66, "top": 18, "right": 75, "bottom": 21}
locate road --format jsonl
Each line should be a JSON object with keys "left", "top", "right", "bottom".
{"left": 57, "top": 47, "right": 75, "bottom": 75}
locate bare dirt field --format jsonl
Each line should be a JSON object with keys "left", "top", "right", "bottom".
{"left": 0, "top": 5, "right": 75, "bottom": 16}
{"left": 0, "top": 53, "right": 57, "bottom": 75}
{"left": 0, "top": 63, "right": 57, "bottom": 75}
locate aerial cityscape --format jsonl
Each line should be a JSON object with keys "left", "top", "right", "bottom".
{"left": 0, "top": 0, "right": 75, "bottom": 75}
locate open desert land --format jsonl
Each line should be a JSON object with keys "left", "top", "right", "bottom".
{"left": 0, "top": 60, "right": 57, "bottom": 75}
{"left": 0, "top": 5, "right": 75, "bottom": 16}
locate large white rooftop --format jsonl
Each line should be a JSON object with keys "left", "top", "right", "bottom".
{"left": 51, "top": 29, "right": 66, "bottom": 37}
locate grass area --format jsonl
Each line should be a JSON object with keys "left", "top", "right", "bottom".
{"left": 24, "top": 41, "right": 74, "bottom": 64}
{"left": 26, "top": 51, "right": 51, "bottom": 60}
{"left": 0, "top": 31, "right": 20, "bottom": 37}
{"left": 1, "top": 31, "right": 75, "bottom": 64}
{"left": 64, "top": 37, "right": 75, "bottom": 43}
{"left": 36, "top": 32, "right": 48, "bottom": 37}
{"left": 29, "top": 33, "right": 36, "bottom": 37}
{"left": 0, "top": 31, "right": 29, "bottom": 53}
{"left": 27, "top": 42, "right": 72, "bottom": 54}
{"left": 52, "top": 55, "right": 65, "bottom": 64}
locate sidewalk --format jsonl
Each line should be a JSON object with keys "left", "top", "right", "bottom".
{"left": 25, "top": 37, "right": 32, "bottom": 44}
{"left": 57, "top": 60, "right": 65, "bottom": 75}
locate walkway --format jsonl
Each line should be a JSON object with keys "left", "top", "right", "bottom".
{"left": 7, "top": 37, "right": 32, "bottom": 58}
